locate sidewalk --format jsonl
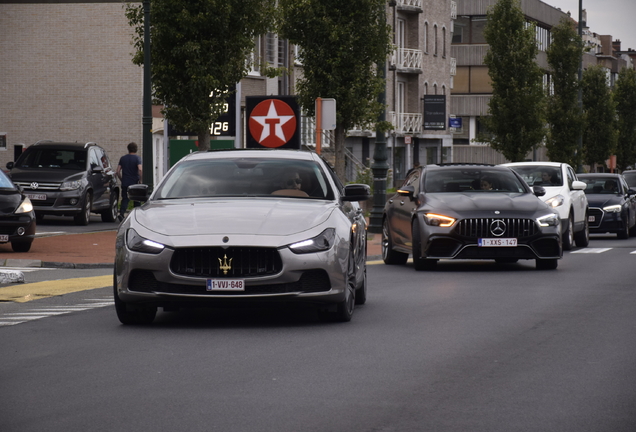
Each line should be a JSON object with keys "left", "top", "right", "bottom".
{"left": 0, "top": 230, "right": 383, "bottom": 269}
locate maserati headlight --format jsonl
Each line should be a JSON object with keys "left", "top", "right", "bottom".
{"left": 602, "top": 204, "right": 622, "bottom": 213}
{"left": 545, "top": 194, "right": 565, "bottom": 208}
{"left": 289, "top": 228, "right": 335, "bottom": 254}
{"left": 126, "top": 228, "right": 165, "bottom": 254}
{"left": 60, "top": 180, "right": 81, "bottom": 191}
{"left": 15, "top": 197, "right": 33, "bottom": 214}
{"left": 424, "top": 213, "right": 456, "bottom": 227}
{"left": 537, "top": 213, "right": 560, "bottom": 227}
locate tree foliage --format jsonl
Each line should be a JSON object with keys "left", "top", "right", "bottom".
{"left": 581, "top": 65, "right": 616, "bottom": 168}
{"left": 613, "top": 67, "right": 636, "bottom": 170}
{"left": 480, "top": 0, "right": 546, "bottom": 162}
{"left": 125, "top": 0, "right": 275, "bottom": 150}
{"left": 545, "top": 17, "right": 584, "bottom": 168}
{"left": 278, "top": 0, "right": 392, "bottom": 180}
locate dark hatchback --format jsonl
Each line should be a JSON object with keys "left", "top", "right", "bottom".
{"left": 382, "top": 164, "right": 562, "bottom": 270}
{"left": 577, "top": 173, "right": 636, "bottom": 239}
{"left": 6, "top": 141, "right": 120, "bottom": 225}
{"left": 0, "top": 169, "right": 36, "bottom": 252}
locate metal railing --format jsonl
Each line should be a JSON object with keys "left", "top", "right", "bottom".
{"left": 390, "top": 48, "right": 423, "bottom": 70}
{"left": 396, "top": 0, "right": 423, "bottom": 7}
{"left": 389, "top": 112, "right": 423, "bottom": 134}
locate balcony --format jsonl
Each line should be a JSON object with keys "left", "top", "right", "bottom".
{"left": 395, "top": 0, "right": 423, "bottom": 13}
{"left": 390, "top": 48, "right": 423, "bottom": 73}
{"left": 389, "top": 112, "right": 423, "bottom": 134}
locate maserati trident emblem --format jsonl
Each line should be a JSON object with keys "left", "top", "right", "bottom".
{"left": 218, "top": 254, "right": 233, "bottom": 275}
{"left": 31, "top": 182, "right": 39, "bottom": 190}
{"left": 490, "top": 219, "right": 506, "bottom": 237}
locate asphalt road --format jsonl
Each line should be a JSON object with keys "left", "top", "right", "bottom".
{"left": 1, "top": 234, "right": 636, "bottom": 431}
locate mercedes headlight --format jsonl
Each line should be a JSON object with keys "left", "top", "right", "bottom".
{"left": 15, "top": 197, "right": 33, "bottom": 214}
{"left": 545, "top": 194, "right": 565, "bottom": 208}
{"left": 537, "top": 213, "right": 560, "bottom": 227}
{"left": 126, "top": 228, "right": 165, "bottom": 254}
{"left": 424, "top": 213, "right": 456, "bottom": 227}
{"left": 289, "top": 228, "right": 336, "bottom": 254}
{"left": 60, "top": 180, "right": 81, "bottom": 191}
{"left": 603, "top": 204, "right": 622, "bottom": 213}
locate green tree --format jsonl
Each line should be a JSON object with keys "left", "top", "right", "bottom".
{"left": 545, "top": 17, "right": 584, "bottom": 167}
{"left": 278, "top": 0, "right": 392, "bottom": 180}
{"left": 125, "top": 0, "right": 275, "bottom": 151}
{"left": 480, "top": 0, "right": 546, "bottom": 162}
{"left": 581, "top": 65, "right": 616, "bottom": 168}
{"left": 613, "top": 67, "right": 636, "bottom": 170}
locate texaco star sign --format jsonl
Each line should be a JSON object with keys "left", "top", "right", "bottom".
{"left": 248, "top": 98, "right": 298, "bottom": 148}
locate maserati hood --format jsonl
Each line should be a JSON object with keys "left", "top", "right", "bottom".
{"left": 134, "top": 198, "right": 335, "bottom": 236}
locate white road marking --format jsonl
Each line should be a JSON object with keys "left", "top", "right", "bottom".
{"left": 571, "top": 248, "right": 612, "bottom": 254}
{"left": 0, "top": 300, "right": 114, "bottom": 327}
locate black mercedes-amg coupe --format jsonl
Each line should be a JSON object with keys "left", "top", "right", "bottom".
{"left": 382, "top": 164, "right": 562, "bottom": 270}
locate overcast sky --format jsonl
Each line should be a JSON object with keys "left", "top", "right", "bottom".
{"left": 543, "top": 0, "right": 636, "bottom": 51}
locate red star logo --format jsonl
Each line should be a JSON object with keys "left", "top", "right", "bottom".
{"left": 248, "top": 99, "right": 297, "bottom": 148}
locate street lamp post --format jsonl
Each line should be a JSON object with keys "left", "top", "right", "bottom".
{"left": 142, "top": 0, "right": 153, "bottom": 187}
{"left": 368, "top": 4, "right": 389, "bottom": 234}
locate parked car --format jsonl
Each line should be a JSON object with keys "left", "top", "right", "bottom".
{"left": 114, "top": 149, "right": 371, "bottom": 325}
{"left": 382, "top": 164, "right": 562, "bottom": 270}
{"left": 5, "top": 141, "right": 120, "bottom": 225}
{"left": 621, "top": 170, "right": 636, "bottom": 189}
{"left": 501, "top": 162, "right": 589, "bottom": 250}
{"left": 577, "top": 173, "right": 636, "bottom": 239}
{"left": 0, "top": 169, "right": 36, "bottom": 252}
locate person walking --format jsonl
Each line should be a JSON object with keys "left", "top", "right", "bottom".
{"left": 116, "top": 142, "right": 142, "bottom": 222}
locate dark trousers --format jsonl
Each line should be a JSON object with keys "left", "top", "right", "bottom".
{"left": 120, "top": 183, "right": 140, "bottom": 216}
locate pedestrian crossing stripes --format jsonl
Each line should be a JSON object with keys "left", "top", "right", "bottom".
{"left": 0, "top": 299, "right": 113, "bottom": 327}
{"left": 571, "top": 248, "right": 613, "bottom": 254}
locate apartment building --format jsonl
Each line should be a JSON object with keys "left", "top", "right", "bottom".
{"left": 450, "top": 0, "right": 631, "bottom": 164}
{"left": 346, "top": 0, "right": 455, "bottom": 183}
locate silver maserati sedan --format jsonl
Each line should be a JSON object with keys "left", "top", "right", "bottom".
{"left": 114, "top": 149, "right": 370, "bottom": 325}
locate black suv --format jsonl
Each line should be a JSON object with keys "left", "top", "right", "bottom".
{"left": 5, "top": 141, "right": 120, "bottom": 225}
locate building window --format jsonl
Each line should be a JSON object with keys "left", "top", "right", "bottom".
{"left": 453, "top": 17, "right": 469, "bottom": 43}
{"left": 266, "top": 33, "right": 276, "bottom": 64}
{"left": 470, "top": 16, "right": 487, "bottom": 44}
{"left": 442, "top": 27, "right": 446, "bottom": 57}
{"left": 434, "top": 24, "right": 438, "bottom": 56}
{"left": 424, "top": 22, "right": 429, "bottom": 53}
{"left": 433, "top": 83, "right": 438, "bottom": 94}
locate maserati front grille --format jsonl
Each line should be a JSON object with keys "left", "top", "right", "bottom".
{"left": 170, "top": 246, "right": 283, "bottom": 278}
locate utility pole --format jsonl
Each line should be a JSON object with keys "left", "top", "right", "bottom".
{"left": 142, "top": 0, "right": 153, "bottom": 186}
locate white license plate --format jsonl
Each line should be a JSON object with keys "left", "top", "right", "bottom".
{"left": 206, "top": 279, "right": 245, "bottom": 291}
{"left": 27, "top": 194, "right": 46, "bottom": 201}
{"left": 478, "top": 238, "right": 517, "bottom": 247}
{"left": 0, "top": 235, "right": 8, "bottom": 243}
{"left": 588, "top": 215, "right": 596, "bottom": 222}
